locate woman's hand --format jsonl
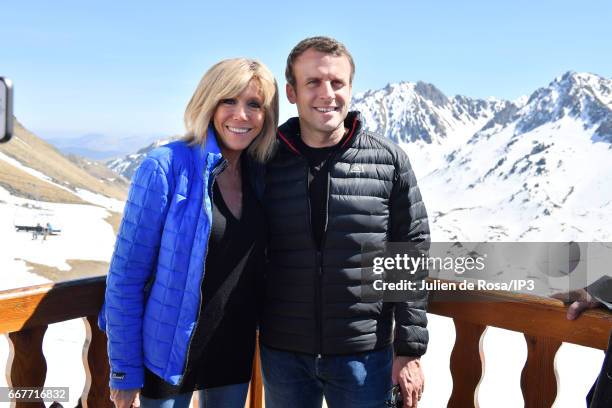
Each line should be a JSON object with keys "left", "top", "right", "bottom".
{"left": 110, "top": 388, "right": 141, "bottom": 408}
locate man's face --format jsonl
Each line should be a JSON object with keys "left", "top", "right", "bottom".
{"left": 287, "top": 49, "right": 352, "bottom": 139}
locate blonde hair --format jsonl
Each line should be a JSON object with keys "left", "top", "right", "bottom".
{"left": 183, "top": 58, "right": 279, "bottom": 162}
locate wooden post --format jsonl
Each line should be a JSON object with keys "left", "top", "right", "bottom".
{"left": 7, "top": 326, "right": 48, "bottom": 408}
{"left": 80, "top": 315, "right": 113, "bottom": 407}
{"left": 448, "top": 320, "right": 487, "bottom": 408}
{"left": 521, "top": 335, "right": 561, "bottom": 408}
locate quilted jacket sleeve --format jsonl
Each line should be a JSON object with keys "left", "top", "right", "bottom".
{"left": 389, "top": 151, "right": 430, "bottom": 357}
{"left": 103, "top": 157, "right": 171, "bottom": 389}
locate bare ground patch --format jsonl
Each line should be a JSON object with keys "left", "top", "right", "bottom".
{"left": 23, "top": 259, "right": 109, "bottom": 282}
{"left": 0, "top": 160, "right": 87, "bottom": 204}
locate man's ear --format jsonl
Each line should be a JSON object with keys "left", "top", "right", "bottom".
{"left": 286, "top": 83, "right": 297, "bottom": 104}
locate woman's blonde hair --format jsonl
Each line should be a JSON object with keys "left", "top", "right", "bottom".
{"left": 183, "top": 58, "right": 279, "bottom": 162}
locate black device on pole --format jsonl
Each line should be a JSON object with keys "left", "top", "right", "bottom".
{"left": 1, "top": 77, "right": 14, "bottom": 143}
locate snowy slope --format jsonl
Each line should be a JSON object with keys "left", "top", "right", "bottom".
{"left": 424, "top": 117, "right": 612, "bottom": 241}
{"left": 0, "top": 184, "right": 120, "bottom": 290}
{"left": 419, "top": 72, "right": 612, "bottom": 241}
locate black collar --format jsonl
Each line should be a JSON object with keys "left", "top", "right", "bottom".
{"left": 277, "top": 111, "right": 363, "bottom": 155}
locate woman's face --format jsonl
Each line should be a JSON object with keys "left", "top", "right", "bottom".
{"left": 213, "top": 79, "right": 265, "bottom": 155}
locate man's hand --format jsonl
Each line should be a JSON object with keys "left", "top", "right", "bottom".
{"left": 110, "top": 388, "right": 140, "bottom": 408}
{"left": 551, "top": 288, "right": 602, "bottom": 320}
{"left": 392, "top": 356, "right": 424, "bottom": 408}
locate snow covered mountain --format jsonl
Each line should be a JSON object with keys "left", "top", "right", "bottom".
{"left": 106, "top": 137, "right": 177, "bottom": 180}
{"left": 352, "top": 81, "right": 521, "bottom": 179}
{"left": 353, "top": 71, "right": 612, "bottom": 241}
{"left": 353, "top": 80, "right": 512, "bottom": 144}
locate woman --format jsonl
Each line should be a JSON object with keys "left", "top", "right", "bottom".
{"left": 99, "top": 58, "right": 278, "bottom": 408}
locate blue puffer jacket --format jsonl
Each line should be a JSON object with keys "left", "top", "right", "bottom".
{"left": 99, "top": 128, "right": 227, "bottom": 390}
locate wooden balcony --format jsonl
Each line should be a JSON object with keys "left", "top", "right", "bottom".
{"left": 1, "top": 277, "right": 610, "bottom": 408}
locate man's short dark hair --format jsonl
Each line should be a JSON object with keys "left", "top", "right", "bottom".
{"left": 285, "top": 36, "right": 355, "bottom": 88}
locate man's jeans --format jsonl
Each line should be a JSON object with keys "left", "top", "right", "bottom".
{"left": 139, "top": 382, "right": 249, "bottom": 408}
{"left": 260, "top": 345, "right": 393, "bottom": 408}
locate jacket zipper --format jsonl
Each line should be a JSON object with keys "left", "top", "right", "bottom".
{"left": 180, "top": 157, "right": 227, "bottom": 383}
{"left": 312, "top": 150, "right": 342, "bottom": 358}
{"left": 302, "top": 161, "right": 323, "bottom": 357}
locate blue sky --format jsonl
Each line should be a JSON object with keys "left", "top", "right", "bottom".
{"left": 2, "top": 0, "right": 611, "bottom": 140}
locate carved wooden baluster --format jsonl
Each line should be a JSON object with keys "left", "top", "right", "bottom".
{"left": 521, "top": 335, "right": 561, "bottom": 408}
{"left": 448, "top": 320, "right": 487, "bottom": 408}
{"left": 7, "top": 326, "right": 48, "bottom": 408}
{"left": 80, "top": 315, "right": 112, "bottom": 408}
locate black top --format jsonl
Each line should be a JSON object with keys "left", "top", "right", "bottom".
{"left": 142, "top": 164, "right": 265, "bottom": 398}
{"left": 295, "top": 135, "right": 340, "bottom": 249}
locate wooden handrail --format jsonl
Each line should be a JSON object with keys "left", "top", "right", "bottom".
{"left": 1, "top": 277, "right": 611, "bottom": 408}
{"left": 0, "top": 277, "right": 106, "bottom": 334}
{"left": 429, "top": 286, "right": 612, "bottom": 349}
{"left": 6, "top": 278, "right": 606, "bottom": 345}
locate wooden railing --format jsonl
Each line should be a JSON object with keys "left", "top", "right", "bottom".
{"left": 1, "top": 277, "right": 109, "bottom": 408}
{"left": 0, "top": 276, "right": 262, "bottom": 408}
{"left": 1, "top": 277, "right": 611, "bottom": 408}
{"left": 429, "top": 288, "right": 612, "bottom": 407}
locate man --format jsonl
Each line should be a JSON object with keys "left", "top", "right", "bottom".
{"left": 260, "top": 36, "right": 430, "bottom": 408}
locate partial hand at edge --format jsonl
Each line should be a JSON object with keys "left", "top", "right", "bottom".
{"left": 551, "top": 288, "right": 602, "bottom": 320}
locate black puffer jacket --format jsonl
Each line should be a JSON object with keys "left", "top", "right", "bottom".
{"left": 260, "top": 112, "right": 430, "bottom": 357}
